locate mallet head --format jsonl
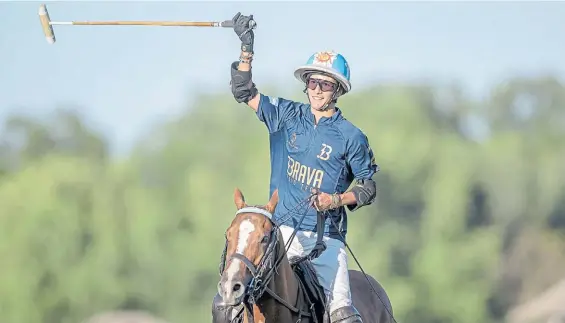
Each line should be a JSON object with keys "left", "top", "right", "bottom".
{"left": 39, "top": 4, "right": 56, "bottom": 44}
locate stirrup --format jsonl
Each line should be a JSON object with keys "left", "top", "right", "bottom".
{"left": 329, "top": 305, "right": 363, "bottom": 323}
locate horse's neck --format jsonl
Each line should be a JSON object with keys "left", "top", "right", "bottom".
{"left": 252, "top": 230, "right": 300, "bottom": 321}
{"left": 272, "top": 230, "right": 299, "bottom": 300}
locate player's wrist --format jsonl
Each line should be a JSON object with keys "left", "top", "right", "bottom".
{"left": 239, "top": 52, "right": 253, "bottom": 64}
{"left": 337, "top": 191, "right": 357, "bottom": 207}
{"left": 330, "top": 193, "right": 342, "bottom": 209}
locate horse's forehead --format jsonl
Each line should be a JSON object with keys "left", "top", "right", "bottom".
{"left": 238, "top": 218, "right": 255, "bottom": 234}
{"left": 232, "top": 211, "right": 269, "bottom": 229}
{"left": 235, "top": 219, "right": 256, "bottom": 252}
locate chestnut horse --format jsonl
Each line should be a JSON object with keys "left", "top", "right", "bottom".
{"left": 212, "top": 188, "right": 394, "bottom": 323}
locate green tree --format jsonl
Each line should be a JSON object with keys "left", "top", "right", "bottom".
{"left": 1, "top": 76, "right": 564, "bottom": 323}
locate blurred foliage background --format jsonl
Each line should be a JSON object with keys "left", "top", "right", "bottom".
{"left": 1, "top": 75, "right": 565, "bottom": 323}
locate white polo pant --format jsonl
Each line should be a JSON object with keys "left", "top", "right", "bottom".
{"left": 279, "top": 224, "right": 352, "bottom": 313}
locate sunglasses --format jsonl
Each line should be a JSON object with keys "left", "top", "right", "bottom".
{"left": 306, "top": 78, "right": 337, "bottom": 92}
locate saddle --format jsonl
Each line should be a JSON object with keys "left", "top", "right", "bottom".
{"left": 289, "top": 256, "right": 328, "bottom": 323}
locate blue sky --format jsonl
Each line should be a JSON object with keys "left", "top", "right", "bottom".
{"left": 1, "top": 1, "right": 564, "bottom": 154}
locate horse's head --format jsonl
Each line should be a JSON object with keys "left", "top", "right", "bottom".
{"left": 217, "top": 188, "right": 280, "bottom": 306}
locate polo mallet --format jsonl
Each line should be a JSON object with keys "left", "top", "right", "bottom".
{"left": 38, "top": 4, "right": 256, "bottom": 44}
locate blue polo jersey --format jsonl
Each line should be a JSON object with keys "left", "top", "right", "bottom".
{"left": 256, "top": 94, "right": 379, "bottom": 243}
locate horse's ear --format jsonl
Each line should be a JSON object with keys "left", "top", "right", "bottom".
{"left": 234, "top": 187, "right": 247, "bottom": 210}
{"left": 265, "top": 189, "right": 279, "bottom": 213}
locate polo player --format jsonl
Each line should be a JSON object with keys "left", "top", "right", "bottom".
{"left": 220, "top": 12, "right": 379, "bottom": 323}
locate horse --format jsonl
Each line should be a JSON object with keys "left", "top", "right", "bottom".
{"left": 211, "top": 188, "right": 394, "bottom": 323}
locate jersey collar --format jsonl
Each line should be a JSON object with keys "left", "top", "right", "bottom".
{"left": 306, "top": 106, "right": 343, "bottom": 125}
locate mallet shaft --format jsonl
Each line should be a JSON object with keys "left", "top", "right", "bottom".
{"left": 50, "top": 20, "right": 233, "bottom": 27}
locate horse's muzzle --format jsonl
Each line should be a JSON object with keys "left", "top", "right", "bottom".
{"left": 217, "top": 279, "right": 246, "bottom": 306}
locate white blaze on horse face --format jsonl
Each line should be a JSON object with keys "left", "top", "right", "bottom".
{"left": 226, "top": 219, "right": 255, "bottom": 281}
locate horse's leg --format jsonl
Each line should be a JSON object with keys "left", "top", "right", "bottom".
{"left": 211, "top": 293, "right": 243, "bottom": 323}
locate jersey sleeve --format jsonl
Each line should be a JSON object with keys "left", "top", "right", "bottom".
{"left": 347, "top": 132, "right": 379, "bottom": 180}
{"left": 256, "top": 94, "right": 299, "bottom": 133}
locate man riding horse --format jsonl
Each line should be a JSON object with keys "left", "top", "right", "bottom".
{"left": 215, "top": 12, "right": 379, "bottom": 323}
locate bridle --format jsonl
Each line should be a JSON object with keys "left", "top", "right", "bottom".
{"left": 219, "top": 206, "right": 315, "bottom": 323}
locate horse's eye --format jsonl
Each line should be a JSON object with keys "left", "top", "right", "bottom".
{"left": 261, "top": 235, "right": 269, "bottom": 244}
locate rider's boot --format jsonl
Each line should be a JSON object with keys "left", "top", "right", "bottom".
{"left": 212, "top": 293, "right": 242, "bottom": 323}
{"left": 329, "top": 305, "right": 363, "bottom": 323}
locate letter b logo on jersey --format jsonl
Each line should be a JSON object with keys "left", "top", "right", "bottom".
{"left": 317, "top": 143, "right": 333, "bottom": 161}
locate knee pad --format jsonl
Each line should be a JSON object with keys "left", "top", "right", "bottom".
{"left": 330, "top": 305, "right": 363, "bottom": 323}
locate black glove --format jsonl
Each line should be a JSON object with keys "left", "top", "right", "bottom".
{"left": 307, "top": 241, "right": 327, "bottom": 260}
{"left": 232, "top": 12, "right": 254, "bottom": 53}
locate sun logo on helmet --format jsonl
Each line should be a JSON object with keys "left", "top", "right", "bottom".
{"left": 313, "top": 51, "right": 337, "bottom": 67}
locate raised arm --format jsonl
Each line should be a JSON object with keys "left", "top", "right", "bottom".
{"left": 229, "top": 13, "right": 260, "bottom": 112}
{"left": 229, "top": 13, "right": 300, "bottom": 133}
